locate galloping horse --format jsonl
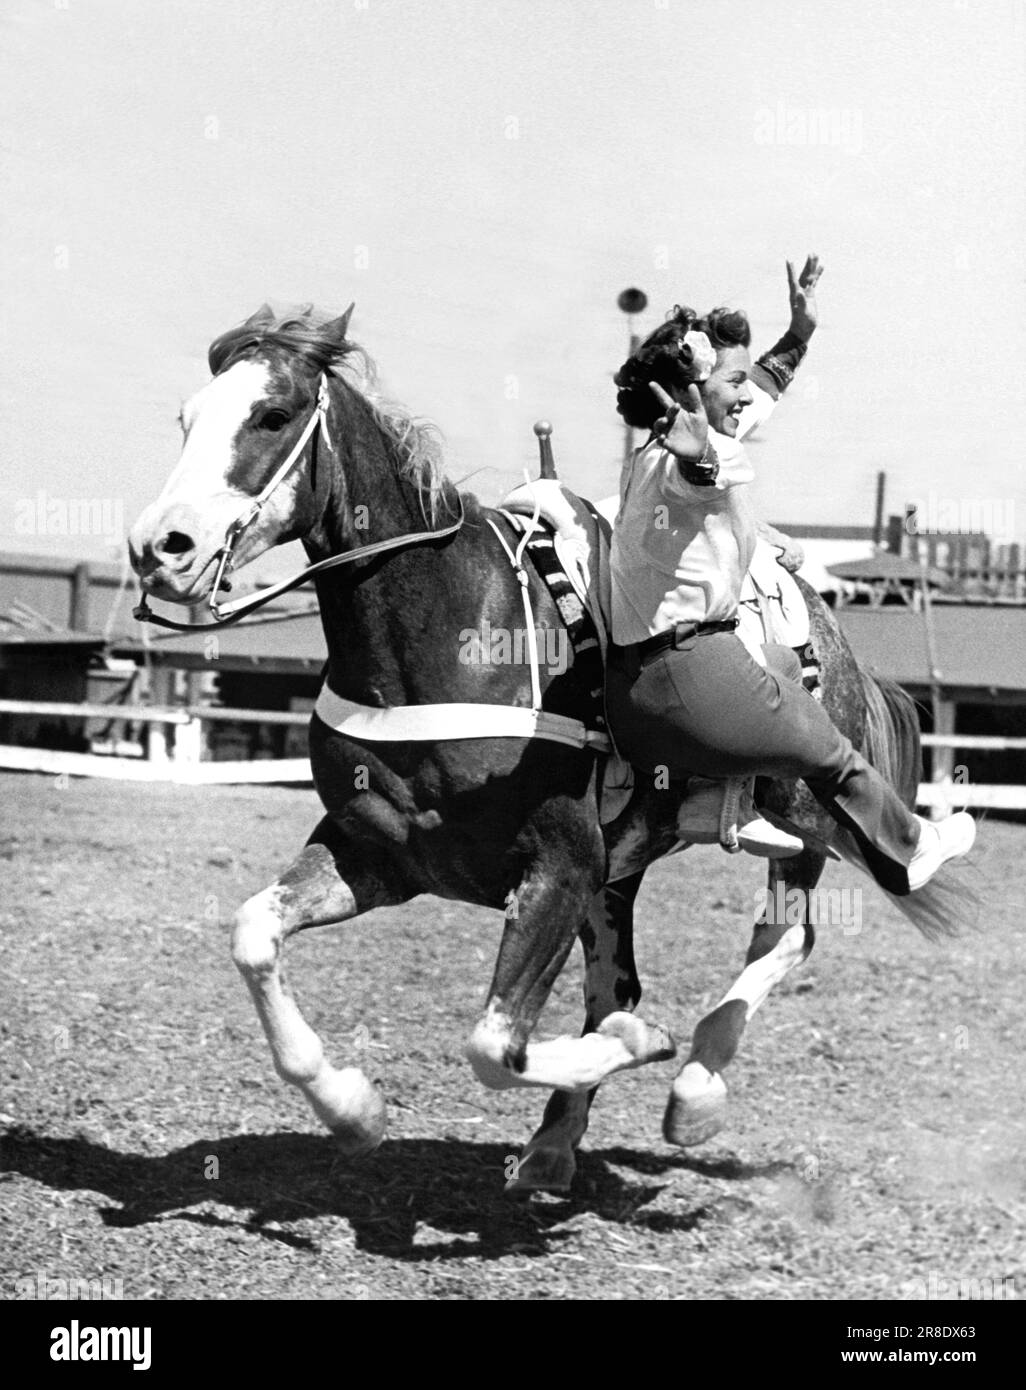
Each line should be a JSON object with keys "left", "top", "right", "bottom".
{"left": 129, "top": 305, "right": 963, "bottom": 1193}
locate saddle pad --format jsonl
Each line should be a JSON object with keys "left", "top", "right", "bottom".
{"left": 495, "top": 495, "right": 630, "bottom": 822}
{"left": 493, "top": 507, "right": 606, "bottom": 740}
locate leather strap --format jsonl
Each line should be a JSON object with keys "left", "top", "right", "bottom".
{"left": 134, "top": 371, "right": 464, "bottom": 632}
{"left": 635, "top": 616, "right": 739, "bottom": 665}
{"left": 134, "top": 503, "right": 464, "bottom": 631}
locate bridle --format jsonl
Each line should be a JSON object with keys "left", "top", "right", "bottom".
{"left": 133, "top": 372, "right": 464, "bottom": 632}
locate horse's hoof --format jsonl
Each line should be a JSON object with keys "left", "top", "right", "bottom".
{"left": 596, "top": 1012, "right": 678, "bottom": 1066}
{"left": 331, "top": 1121, "right": 385, "bottom": 1161}
{"left": 311, "top": 1067, "right": 387, "bottom": 1157}
{"left": 504, "top": 1146, "right": 577, "bottom": 1196}
{"left": 663, "top": 1062, "right": 727, "bottom": 1148}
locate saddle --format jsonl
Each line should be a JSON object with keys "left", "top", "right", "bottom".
{"left": 499, "top": 475, "right": 819, "bottom": 857}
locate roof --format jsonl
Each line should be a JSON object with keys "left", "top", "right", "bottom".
{"left": 114, "top": 603, "right": 326, "bottom": 671}
{"left": 772, "top": 524, "right": 876, "bottom": 541}
{"left": 794, "top": 539, "right": 876, "bottom": 595}
{"left": 0, "top": 630, "right": 106, "bottom": 647}
{"left": 827, "top": 553, "right": 950, "bottom": 587}
{"left": 838, "top": 606, "right": 1026, "bottom": 693}
{"left": 0, "top": 548, "right": 317, "bottom": 645}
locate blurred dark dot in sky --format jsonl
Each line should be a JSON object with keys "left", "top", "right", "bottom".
{"left": 617, "top": 288, "right": 648, "bottom": 315}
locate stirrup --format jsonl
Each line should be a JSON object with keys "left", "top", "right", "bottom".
{"left": 676, "top": 777, "right": 804, "bottom": 859}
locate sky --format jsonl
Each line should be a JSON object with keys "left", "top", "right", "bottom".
{"left": 2, "top": 0, "right": 1024, "bottom": 575}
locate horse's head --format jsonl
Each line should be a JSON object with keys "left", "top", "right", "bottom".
{"left": 128, "top": 303, "right": 353, "bottom": 606}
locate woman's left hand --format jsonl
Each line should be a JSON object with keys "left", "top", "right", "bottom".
{"left": 649, "top": 382, "right": 708, "bottom": 462}
{"left": 759, "top": 520, "right": 805, "bottom": 572}
{"left": 787, "top": 254, "right": 824, "bottom": 342}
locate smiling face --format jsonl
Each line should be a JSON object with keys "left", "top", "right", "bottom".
{"left": 700, "top": 344, "right": 754, "bottom": 437}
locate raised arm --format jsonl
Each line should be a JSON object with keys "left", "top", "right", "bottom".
{"left": 750, "top": 254, "right": 824, "bottom": 400}
{"left": 748, "top": 256, "right": 824, "bottom": 570}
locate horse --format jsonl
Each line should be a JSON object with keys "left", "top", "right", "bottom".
{"left": 128, "top": 304, "right": 965, "bottom": 1194}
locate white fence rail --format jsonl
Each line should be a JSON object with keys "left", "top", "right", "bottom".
{"left": 0, "top": 699, "right": 1024, "bottom": 804}
{"left": 0, "top": 698, "right": 310, "bottom": 783}
{"left": 0, "top": 744, "right": 310, "bottom": 784}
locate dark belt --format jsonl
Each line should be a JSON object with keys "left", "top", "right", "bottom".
{"left": 624, "top": 617, "right": 739, "bottom": 670}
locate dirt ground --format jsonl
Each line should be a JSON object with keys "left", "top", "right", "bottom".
{"left": 1, "top": 771, "right": 1023, "bottom": 1301}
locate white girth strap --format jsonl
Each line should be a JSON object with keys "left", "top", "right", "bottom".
{"left": 314, "top": 685, "right": 610, "bottom": 752}
{"left": 486, "top": 511, "right": 542, "bottom": 709}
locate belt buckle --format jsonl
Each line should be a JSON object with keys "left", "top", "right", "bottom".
{"left": 672, "top": 620, "right": 698, "bottom": 649}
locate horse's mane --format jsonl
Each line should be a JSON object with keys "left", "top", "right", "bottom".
{"left": 207, "top": 306, "right": 454, "bottom": 522}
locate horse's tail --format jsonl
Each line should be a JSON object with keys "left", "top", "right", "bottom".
{"left": 860, "top": 672, "right": 921, "bottom": 806}
{"left": 833, "top": 672, "right": 981, "bottom": 941}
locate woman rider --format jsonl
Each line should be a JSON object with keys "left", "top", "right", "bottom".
{"left": 605, "top": 257, "right": 974, "bottom": 895}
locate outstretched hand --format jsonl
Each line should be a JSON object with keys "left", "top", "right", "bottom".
{"left": 649, "top": 381, "right": 708, "bottom": 463}
{"left": 758, "top": 520, "right": 805, "bottom": 573}
{"left": 786, "top": 254, "right": 824, "bottom": 342}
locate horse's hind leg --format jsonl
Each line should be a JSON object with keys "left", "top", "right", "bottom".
{"left": 507, "top": 871, "right": 648, "bottom": 1194}
{"left": 231, "top": 816, "right": 403, "bottom": 1156}
{"left": 664, "top": 846, "right": 825, "bottom": 1147}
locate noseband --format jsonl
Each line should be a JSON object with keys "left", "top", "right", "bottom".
{"left": 134, "top": 372, "right": 464, "bottom": 632}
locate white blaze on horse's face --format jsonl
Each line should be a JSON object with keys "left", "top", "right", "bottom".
{"left": 129, "top": 358, "right": 306, "bottom": 604}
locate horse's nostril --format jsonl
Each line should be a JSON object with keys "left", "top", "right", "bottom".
{"left": 157, "top": 530, "right": 195, "bottom": 558}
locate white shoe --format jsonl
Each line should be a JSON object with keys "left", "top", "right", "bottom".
{"left": 907, "top": 812, "right": 976, "bottom": 891}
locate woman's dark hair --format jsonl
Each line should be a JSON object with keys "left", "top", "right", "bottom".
{"left": 614, "top": 304, "right": 752, "bottom": 430}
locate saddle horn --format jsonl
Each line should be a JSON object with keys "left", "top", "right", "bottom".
{"left": 533, "top": 420, "right": 557, "bottom": 480}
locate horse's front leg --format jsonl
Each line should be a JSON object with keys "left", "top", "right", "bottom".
{"left": 664, "top": 847, "right": 825, "bottom": 1147}
{"left": 466, "top": 848, "right": 673, "bottom": 1095}
{"left": 231, "top": 816, "right": 404, "bottom": 1156}
{"left": 506, "top": 871, "right": 649, "bottom": 1194}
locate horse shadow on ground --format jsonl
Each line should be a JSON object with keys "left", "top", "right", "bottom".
{"left": 0, "top": 1127, "right": 794, "bottom": 1262}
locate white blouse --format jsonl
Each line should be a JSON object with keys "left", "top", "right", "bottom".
{"left": 609, "top": 382, "right": 777, "bottom": 644}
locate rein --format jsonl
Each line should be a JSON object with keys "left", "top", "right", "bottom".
{"left": 133, "top": 372, "right": 464, "bottom": 632}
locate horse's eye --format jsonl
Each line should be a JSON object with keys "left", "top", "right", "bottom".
{"left": 260, "top": 410, "right": 291, "bottom": 433}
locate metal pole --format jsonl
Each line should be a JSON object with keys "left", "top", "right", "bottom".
{"left": 617, "top": 288, "right": 647, "bottom": 470}
{"left": 622, "top": 327, "right": 640, "bottom": 469}
{"left": 70, "top": 562, "right": 91, "bottom": 631}
{"left": 533, "top": 420, "right": 557, "bottom": 480}
{"left": 873, "top": 471, "right": 886, "bottom": 548}
{"left": 917, "top": 538, "right": 947, "bottom": 816}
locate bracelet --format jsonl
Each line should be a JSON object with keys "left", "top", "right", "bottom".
{"left": 684, "top": 439, "right": 719, "bottom": 487}
{"left": 758, "top": 353, "right": 796, "bottom": 389}
{"left": 758, "top": 348, "right": 806, "bottom": 390}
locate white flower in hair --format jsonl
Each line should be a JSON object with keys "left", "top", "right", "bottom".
{"left": 681, "top": 330, "right": 716, "bottom": 381}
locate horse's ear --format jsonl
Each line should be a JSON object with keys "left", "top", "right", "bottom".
{"left": 322, "top": 302, "right": 355, "bottom": 344}
{"left": 243, "top": 303, "right": 275, "bottom": 327}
